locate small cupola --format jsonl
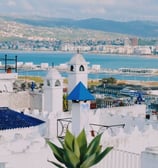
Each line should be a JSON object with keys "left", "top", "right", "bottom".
{"left": 44, "top": 68, "right": 62, "bottom": 88}
{"left": 68, "top": 50, "right": 88, "bottom": 73}
{"left": 67, "top": 50, "right": 89, "bottom": 93}
{"left": 67, "top": 82, "right": 95, "bottom": 136}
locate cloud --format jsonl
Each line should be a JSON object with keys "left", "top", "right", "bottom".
{"left": 0, "top": 0, "right": 158, "bottom": 21}
{"left": 7, "top": 0, "right": 16, "bottom": 7}
{"left": 0, "top": 0, "right": 34, "bottom": 15}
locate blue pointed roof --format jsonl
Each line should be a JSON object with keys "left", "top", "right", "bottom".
{"left": 67, "top": 82, "right": 95, "bottom": 101}
{"left": 0, "top": 107, "right": 45, "bottom": 130}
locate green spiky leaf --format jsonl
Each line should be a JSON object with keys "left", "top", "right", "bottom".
{"left": 95, "top": 144, "right": 102, "bottom": 155}
{"left": 93, "top": 146, "right": 113, "bottom": 165}
{"left": 74, "top": 138, "right": 80, "bottom": 158}
{"left": 80, "top": 153, "right": 96, "bottom": 168}
{"left": 64, "top": 129, "right": 74, "bottom": 151}
{"left": 47, "top": 140, "right": 64, "bottom": 163}
{"left": 48, "top": 160, "right": 65, "bottom": 168}
{"left": 77, "top": 129, "right": 87, "bottom": 161}
{"left": 85, "top": 133, "right": 102, "bottom": 158}
{"left": 64, "top": 145, "right": 80, "bottom": 168}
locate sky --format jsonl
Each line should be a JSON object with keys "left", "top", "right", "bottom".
{"left": 0, "top": 0, "right": 158, "bottom": 21}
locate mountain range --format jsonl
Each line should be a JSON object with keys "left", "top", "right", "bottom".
{"left": 4, "top": 16, "right": 158, "bottom": 38}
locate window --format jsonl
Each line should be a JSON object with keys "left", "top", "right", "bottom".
{"left": 47, "top": 80, "right": 51, "bottom": 86}
{"left": 79, "top": 65, "right": 84, "bottom": 71}
{"left": 70, "top": 65, "right": 74, "bottom": 71}
{"left": 55, "top": 80, "right": 61, "bottom": 86}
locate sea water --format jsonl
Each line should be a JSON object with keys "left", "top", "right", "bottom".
{"left": 0, "top": 52, "right": 158, "bottom": 81}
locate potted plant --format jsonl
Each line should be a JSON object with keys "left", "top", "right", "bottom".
{"left": 46, "top": 129, "right": 113, "bottom": 168}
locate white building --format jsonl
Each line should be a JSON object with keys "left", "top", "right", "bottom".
{"left": 1, "top": 52, "right": 158, "bottom": 168}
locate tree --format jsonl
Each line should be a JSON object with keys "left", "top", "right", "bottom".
{"left": 46, "top": 129, "right": 113, "bottom": 168}
{"left": 101, "top": 77, "right": 117, "bottom": 85}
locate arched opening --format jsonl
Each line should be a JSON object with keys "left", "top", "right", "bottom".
{"left": 70, "top": 65, "right": 74, "bottom": 71}
{"left": 55, "top": 80, "right": 61, "bottom": 86}
{"left": 79, "top": 65, "right": 84, "bottom": 71}
{"left": 47, "top": 80, "right": 51, "bottom": 86}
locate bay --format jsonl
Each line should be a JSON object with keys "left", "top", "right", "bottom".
{"left": 0, "top": 52, "right": 158, "bottom": 81}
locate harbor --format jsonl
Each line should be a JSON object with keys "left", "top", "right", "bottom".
{"left": 1, "top": 52, "right": 158, "bottom": 81}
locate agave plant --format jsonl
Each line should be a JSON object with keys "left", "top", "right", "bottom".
{"left": 46, "top": 129, "right": 113, "bottom": 168}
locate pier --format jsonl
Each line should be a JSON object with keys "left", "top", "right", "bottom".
{"left": 88, "top": 67, "right": 158, "bottom": 77}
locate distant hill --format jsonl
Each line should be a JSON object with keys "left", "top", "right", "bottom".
{"left": 4, "top": 16, "right": 158, "bottom": 38}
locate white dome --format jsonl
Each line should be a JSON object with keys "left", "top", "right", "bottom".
{"left": 69, "top": 53, "right": 87, "bottom": 65}
{"left": 45, "top": 68, "right": 62, "bottom": 79}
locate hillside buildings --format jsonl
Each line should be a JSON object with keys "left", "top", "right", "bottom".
{"left": 0, "top": 38, "right": 157, "bottom": 55}
{"left": 61, "top": 43, "right": 153, "bottom": 55}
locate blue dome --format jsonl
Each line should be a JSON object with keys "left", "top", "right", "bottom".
{"left": 0, "top": 107, "right": 45, "bottom": 130}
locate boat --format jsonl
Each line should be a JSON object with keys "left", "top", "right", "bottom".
{"left": 120, "top": 87, "right": 139, "bottom": 97}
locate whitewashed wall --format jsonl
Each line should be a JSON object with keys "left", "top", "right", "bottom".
{"left": 93, "top": 149, "right": 140, "bottom": 168}
{"left": 0, "top": 92, "right": 30, "bottom": 109}
{"left": 141, "top": 147, "right": 158, "bottom": 168}
{"left": 30, "top": 92, "right": 43, "bottom": 112}
{"left": 0, "top": 91, "right": 43, "bottom": 111}
{"left": 0, "top": 73, "right": 17, "bottom": 92}
{"left": 89, "top": 104, "right": 146, "bottom": 133}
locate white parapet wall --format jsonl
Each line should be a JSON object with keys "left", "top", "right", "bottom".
{"left": 91, "top": 104, "right": 146, "bottom": 123}
{"left": 141, "top": 147, "right": 158, "bottom": 168}
{"left": 0, "top": 73, "right": 18, "bottom": 92}
{"left": 0, "top": 91, "right": 30, "bottom": 109}
{"left": 30, "top": 92, "right": 43, "bottom": 112}
{"left": 89, "top": 104, "right": 147, "bottom": 134}
{"left": 0, "top": 91, "right": 43, "bottom": 112}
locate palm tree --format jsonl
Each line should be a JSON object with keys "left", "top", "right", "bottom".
{"left": 46, "top": 129, "right": 113, "bottom": 168}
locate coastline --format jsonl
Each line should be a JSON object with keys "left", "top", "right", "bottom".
{"left": 2, "top": 50, "right": 158, "bottom": 84}
{"left": 0, "top": 49, "right": 158, "bottom": 59}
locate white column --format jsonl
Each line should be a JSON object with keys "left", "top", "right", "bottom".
{"left": 72, "top": 101, "right": 90, "bottom": 136}
{"left": 48, "top": 113, "right": 58, "bottom": 139}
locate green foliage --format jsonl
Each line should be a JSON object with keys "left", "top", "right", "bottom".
{"left": 101, "top": 77, "right": 117, "bottom": 84}
{"left": 46, "top": 129, "right": 113, "bottom": 168}
{"left": 63, "top": 94, "right": 68, "bottom": 111}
